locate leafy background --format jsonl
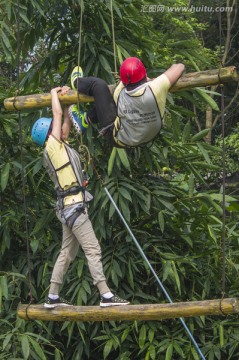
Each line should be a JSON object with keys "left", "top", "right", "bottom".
{"left": 1, "top": 0, "right": 239, "bottom": 359}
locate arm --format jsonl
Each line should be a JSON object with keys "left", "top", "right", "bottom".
{"left": 163, "top": 63, "right": 185, "bottom": 87}
{"left": 50, "top": 86, "right": 71, "bottom": 141}
{"left": 61, "top": 105, "right": 71, "bottom": 141}
{"left": 50, "top": 87, "right": 63, "bottom": 141}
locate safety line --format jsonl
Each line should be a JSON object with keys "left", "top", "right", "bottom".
{"left": 16, "top": 0, "right": 33, "bottom": 306}
{"left": 219, "top": 11, "right": 226, "bottom": 299}
{"left": 104, "top": 186, "right": 206, "bottom": 360}
{"left": 110, "top": 0, "right": 117, "bottom": 74}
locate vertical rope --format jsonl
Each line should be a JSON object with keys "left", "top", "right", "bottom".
{"left": 221, "top": 85, "right": 226, "bottom": 298}
{"left": 77, "top": 0, "right": 83, "bottom": 75}
{"left": 219, "top": 12, "right": 226, "bottom": 298}
{"left": 76, "top": 0, "right": 84, "bottom": 146}
{"left": 16, "top": 0, "right": 33, "bottom": 306}
{"left": 110, "top": 0, "right": 117, "bottom": 74}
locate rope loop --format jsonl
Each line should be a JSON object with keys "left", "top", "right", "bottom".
{"left": 78, "top": 144, "right": 91, "bottom": 165}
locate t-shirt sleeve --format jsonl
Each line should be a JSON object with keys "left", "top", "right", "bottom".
{"left": 148, "top": 74, "right": 171, "bottom": 117}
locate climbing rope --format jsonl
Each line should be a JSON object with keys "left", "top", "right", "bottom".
{"left": 71, "top": 4, "right": 205, "bottom": 356}
{"left": 104, "top": 188, "right": 206, "bottom": 360}
{"left": 219, "top": 11, "right": 226, "bottom": 299}
{"left": 76, "top": 0, "right": 84, "bottom": 148}
{"left": 110, "top": 0, "right": 117, "bottom": 74}
{"left": 16, "top": 0, "right": 33, "bottom": 311}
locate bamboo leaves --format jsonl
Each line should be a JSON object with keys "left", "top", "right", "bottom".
{"left": 194, "top": 88, "right": 220, "bottom": 112}
{"left": 108, "top": 148, "right": 131, "bottom": 176}
{"left": 21, "top": 335, "right": 30, "bottom": 360}
{"left": 1, "top": 0, "right": 239, "bottom": 359}
{"left": 1, "top": 163, "right": 10, "bottom": 192}
{"left": 191, "top": 129, "right": 210, "bottom": 142}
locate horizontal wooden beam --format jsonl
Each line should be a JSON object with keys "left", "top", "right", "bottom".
{"left": 17, "top": 298, "right": 239, "bottom": 322}
{"left": 4, "top": 66, "right": 238, "bottom": 111}
{"left": 170, "top": 66, "right": 237, "bottom": 92}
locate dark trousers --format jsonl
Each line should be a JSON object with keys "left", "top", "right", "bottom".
{"left": 74, "top": 77, "right": 117, "bottom": 129}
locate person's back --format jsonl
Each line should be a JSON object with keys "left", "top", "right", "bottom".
{"left": 113, "top": 66, "right": 172, "bottom": 147}
{"left": 69, "top": 58, "right": 185, "bottom": 148}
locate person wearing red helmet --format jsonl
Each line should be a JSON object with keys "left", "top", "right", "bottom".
{"left": 119, "top": 57, "right": 147, "bottom": 85}
{"left": 112, "top": 57, "right": 185, "bottom": 147}
{"left": 69, "top": 58, "right": 185, "bottom": 147}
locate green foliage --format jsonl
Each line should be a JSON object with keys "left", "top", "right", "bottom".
{"left": 214, "top": 123, "right": 239, "bottom": 175}
{"left": 1, "top": 0, "right": 239, "bottom": 359}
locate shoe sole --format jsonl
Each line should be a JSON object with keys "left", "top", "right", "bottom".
{"left": 72, "top": 118, "right": 83, "bottom": 134}
{"left": 68, "top": 106, "right": 88, "bottom": 134}
{"left": 71, "top": 67, "right": 83, "bottom": 89}
{"left": 44, "top": 303, "right": 73, "bottom": 309}
{"left": 100, "top": 302, "right": 130, "bottom": 307}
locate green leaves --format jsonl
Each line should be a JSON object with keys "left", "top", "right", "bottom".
{"left": 1, "top": 1, "right": 239, "bottom": 360}
{"left": 21, "top": 335, "right": 30, "bottom": 359}
{"left": 195, "top": 88, "right": 220, "bottom": 112}
{"left": 191, "top": 129, "right": 210, "bottom": 142}
{"left": 103, "top": 339, "right": 113, "bottom": 359}
{"left": 108, "top": 148, "right": 131, "bottom": 176}
{"left": 1, "top": 163, "right": 10, "bottom": 192}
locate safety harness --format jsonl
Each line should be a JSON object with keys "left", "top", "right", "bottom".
{"left": 113, "top": 82, "right": 162, "bottom": 148}
{"left": 43, "top": 140, "right": 93, "bottom": 228}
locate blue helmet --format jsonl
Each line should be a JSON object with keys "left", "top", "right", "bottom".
{"left": 31, "top": 117, "right": 52, "bottom": 146}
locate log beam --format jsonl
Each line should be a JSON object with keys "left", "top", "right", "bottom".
{"left": 17, "top": 298, "right": 239, "bottom": 322}
{"left": 4, "top": 66, "right": 238, "bottom": 111}
{"left": 170, "top": 66, "right": 237, "bottom": 92}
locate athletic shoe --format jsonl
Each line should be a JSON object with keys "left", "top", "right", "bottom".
{"left": 100, "top": 294, "right": 130, "bottom": 307}
{"left": 44, "top": 296, "right": 73, "bottom": 309}
{"left": 68, "top": 104, "right": 88, "bottom": 134}
{"left": 71, "top": 66, "right": 83, "bottom": 90}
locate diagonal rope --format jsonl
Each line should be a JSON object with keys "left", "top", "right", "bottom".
{"left": 104, "top": 187, "right": 206, "bottom": 360}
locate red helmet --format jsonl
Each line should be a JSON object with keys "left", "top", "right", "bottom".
{"left": 120, "top": 57, "right": 147, "bottom": 85}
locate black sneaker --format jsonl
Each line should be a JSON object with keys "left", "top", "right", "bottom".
{"left": 100, "top": 294, "right": 130, "bottom": 307}
{"left": 44, "top": 296, "right": 73, "bottom": 309}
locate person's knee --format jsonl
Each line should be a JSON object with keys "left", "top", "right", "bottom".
{"left": 58, "top": 247, "right": 77, "bottom": 264}
{"left": 83, "top": 242, "right": 102, "bottom": 258}
{"left": 92, "top": 78, "right": 109, "bottom": 92}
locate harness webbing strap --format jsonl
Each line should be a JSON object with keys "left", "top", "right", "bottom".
{"left": 56, "top": 185, "right": 84, "bottom": 199}
{"left": 55, "top": 161, "right": 71, "bottom": 172}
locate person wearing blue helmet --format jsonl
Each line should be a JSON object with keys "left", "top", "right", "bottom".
{"left": 31, "top": 86, "right": 130, "bottom": 308}
{"left": 31, "top": 117, "right": 52, "bottom": 146}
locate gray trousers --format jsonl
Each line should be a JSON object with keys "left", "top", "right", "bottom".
{"left": 49, "top": 210, "right": 110, "bottom": 296}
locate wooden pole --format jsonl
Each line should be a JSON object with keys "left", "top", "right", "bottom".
{"left": 170, "top": 66, "right": 237, "bottom": 92}
{"left": 17, "top": 298, "right": 239, "bottom": 321}
{"left": 4, "top": 66, "right": 238, "bottom": 111}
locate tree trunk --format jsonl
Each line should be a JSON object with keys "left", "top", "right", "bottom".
{"left": 4, "top": 66, "right": 238, "bottom": 111}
